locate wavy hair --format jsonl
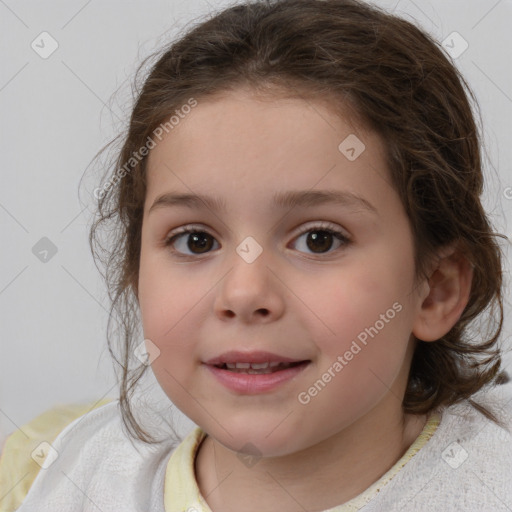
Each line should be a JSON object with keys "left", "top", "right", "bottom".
{"left": 88, "top": 0, "right": 508, "bottom": 443}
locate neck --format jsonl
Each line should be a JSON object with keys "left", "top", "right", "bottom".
{"left": 194, "top": 400, "right": 427, "bottom": 512}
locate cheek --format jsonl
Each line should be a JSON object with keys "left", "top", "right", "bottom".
{"left": 296, "top": 257, "right": 415, "bottom": 387}
{"left": 306, "top": 304, "right": 413, "bottom": 422}
{"left": 300, "top": 268, "right": 408, "bottom": 346}
{"left": 139, "top": 254, "right": 197, "bottom": 335}
{"left": 141, "top": 291, "right": 202, "bottom": 411}
{"left": 138, "top": 263, "right": 200, "bottom": 379}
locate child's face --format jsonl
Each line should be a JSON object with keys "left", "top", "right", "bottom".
{"left": 138, "top": 87, "right": 429, "bottom": 456}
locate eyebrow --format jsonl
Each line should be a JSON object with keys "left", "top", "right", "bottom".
{"left": 148, "top": 189, "right": 378, "bottom": 215}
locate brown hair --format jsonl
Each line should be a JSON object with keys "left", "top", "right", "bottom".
{"left": 88, "top": 0, "right": 508, "bottom": 443}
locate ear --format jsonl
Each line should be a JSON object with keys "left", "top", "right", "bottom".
{"left": 412, "top": 244, "right": 474, "bottom": 342}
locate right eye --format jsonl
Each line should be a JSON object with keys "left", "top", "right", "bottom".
{"left": 164, "top": 226, "right": 219, "bottom": 257}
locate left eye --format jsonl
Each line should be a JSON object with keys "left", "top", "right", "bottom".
{"left": 291, "top": 225, "right": 350, "bottom": 255}
{"left": 164, "top": 223, "right": 350, "bottom": 257}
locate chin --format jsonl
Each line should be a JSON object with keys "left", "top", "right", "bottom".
{"left": 204, "top": 419, "right": 316, "bottom": 459}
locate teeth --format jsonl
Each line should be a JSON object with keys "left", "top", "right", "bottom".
{"left": 225, "top": 362, "right": 271, "bottom": 369}
{"left": 250, "top": 362, "right": 269, "bottom": 369}
{"left": 221, "top": 361, "right": 299, "bottom": 372}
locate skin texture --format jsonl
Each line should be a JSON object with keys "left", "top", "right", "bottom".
{"left": 137, "top": 87, "right": 473, "bottom": 511}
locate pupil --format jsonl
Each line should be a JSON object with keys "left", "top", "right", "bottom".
{"left": 189, "top": 233, "right": 212, "bottom": 253}
{"left": 307, "top": 231, "right": 332, "bottom": 253}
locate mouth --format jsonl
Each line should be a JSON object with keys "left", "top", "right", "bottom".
{"left": 211, "top": 361, "right": 309, "bottom": 374}
{"left": 204, "top": 357, "right": 311, "bottom": 394}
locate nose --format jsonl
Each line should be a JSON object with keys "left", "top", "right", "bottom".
{"left": 213, "top": 247, "right": 285, "bottom": 324}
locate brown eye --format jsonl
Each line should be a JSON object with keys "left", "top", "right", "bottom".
{"left": 165, "top": 230, "right": 218, "bottom": 256}
{"left": 291, "top": 225, "right": 350, "bottom": 255}
{"left": 305, "top": 231, "right": 336, "bottom": 253}
{"left": 186, "top": 232, "right": 215, "bottom": 253}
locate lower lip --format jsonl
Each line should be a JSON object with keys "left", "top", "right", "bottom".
{"left": 204, "top": 362, "right": 310, "bottom": 394}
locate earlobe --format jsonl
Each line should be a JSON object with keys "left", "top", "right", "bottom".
{"left": 412, "top": 245, "right": 473, "bottom": 342}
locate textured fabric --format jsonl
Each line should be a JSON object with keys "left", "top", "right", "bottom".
{"left": 0, "top": 399, "right": 111, "bottom": 512}
{"left": 8, "top": 401, "right": 178, "bottom": 512}
{"left": 163, "top": 414, "right": 441, "bottom": 512}
{"left": 3, "top": 383, "right": 512, "bottom": 511}
{"left": 357, "top": 383, "right": 512, "bottom": 511}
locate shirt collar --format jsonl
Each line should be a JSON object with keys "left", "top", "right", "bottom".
{"left": 164, "top": 426, "right": 211, "bottom": 512}
{"left": 163, "top": 414, "right": 441, "bottom": 512}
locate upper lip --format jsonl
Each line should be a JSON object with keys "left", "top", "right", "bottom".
{"left": 204, "top": 351, "right": 308, "bottom": 365}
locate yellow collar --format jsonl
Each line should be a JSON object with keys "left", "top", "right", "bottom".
{"left": 164, "top": 413, "right": 441, "bottom": 512}
{"left": 164, "top": 426, "right": 210, "bottom": 512}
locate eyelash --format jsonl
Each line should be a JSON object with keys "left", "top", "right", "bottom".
{"left": 163, "top": 221, "right": 351, "bottom": 259}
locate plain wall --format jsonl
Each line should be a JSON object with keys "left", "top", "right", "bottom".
{"left": 1, "top": 0, "right": 511, "bottom": 445}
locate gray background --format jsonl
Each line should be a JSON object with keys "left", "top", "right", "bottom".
{"left": 1, "top": 0, "right": 511, "bottom": 444}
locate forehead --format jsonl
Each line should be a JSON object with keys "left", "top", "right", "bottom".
{"left": 149, "top": 87, "right": 371, "bottom": 162}
{"left": 144, "top": 88, "right": 393, "bottom": 215}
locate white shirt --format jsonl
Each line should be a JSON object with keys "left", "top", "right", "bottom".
{"left": 15, "top": 382, "right": 512, "bottom": 511}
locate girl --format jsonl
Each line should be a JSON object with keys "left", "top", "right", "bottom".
{"left": 2, "top": 0, "right": 511, "bottom": 510}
